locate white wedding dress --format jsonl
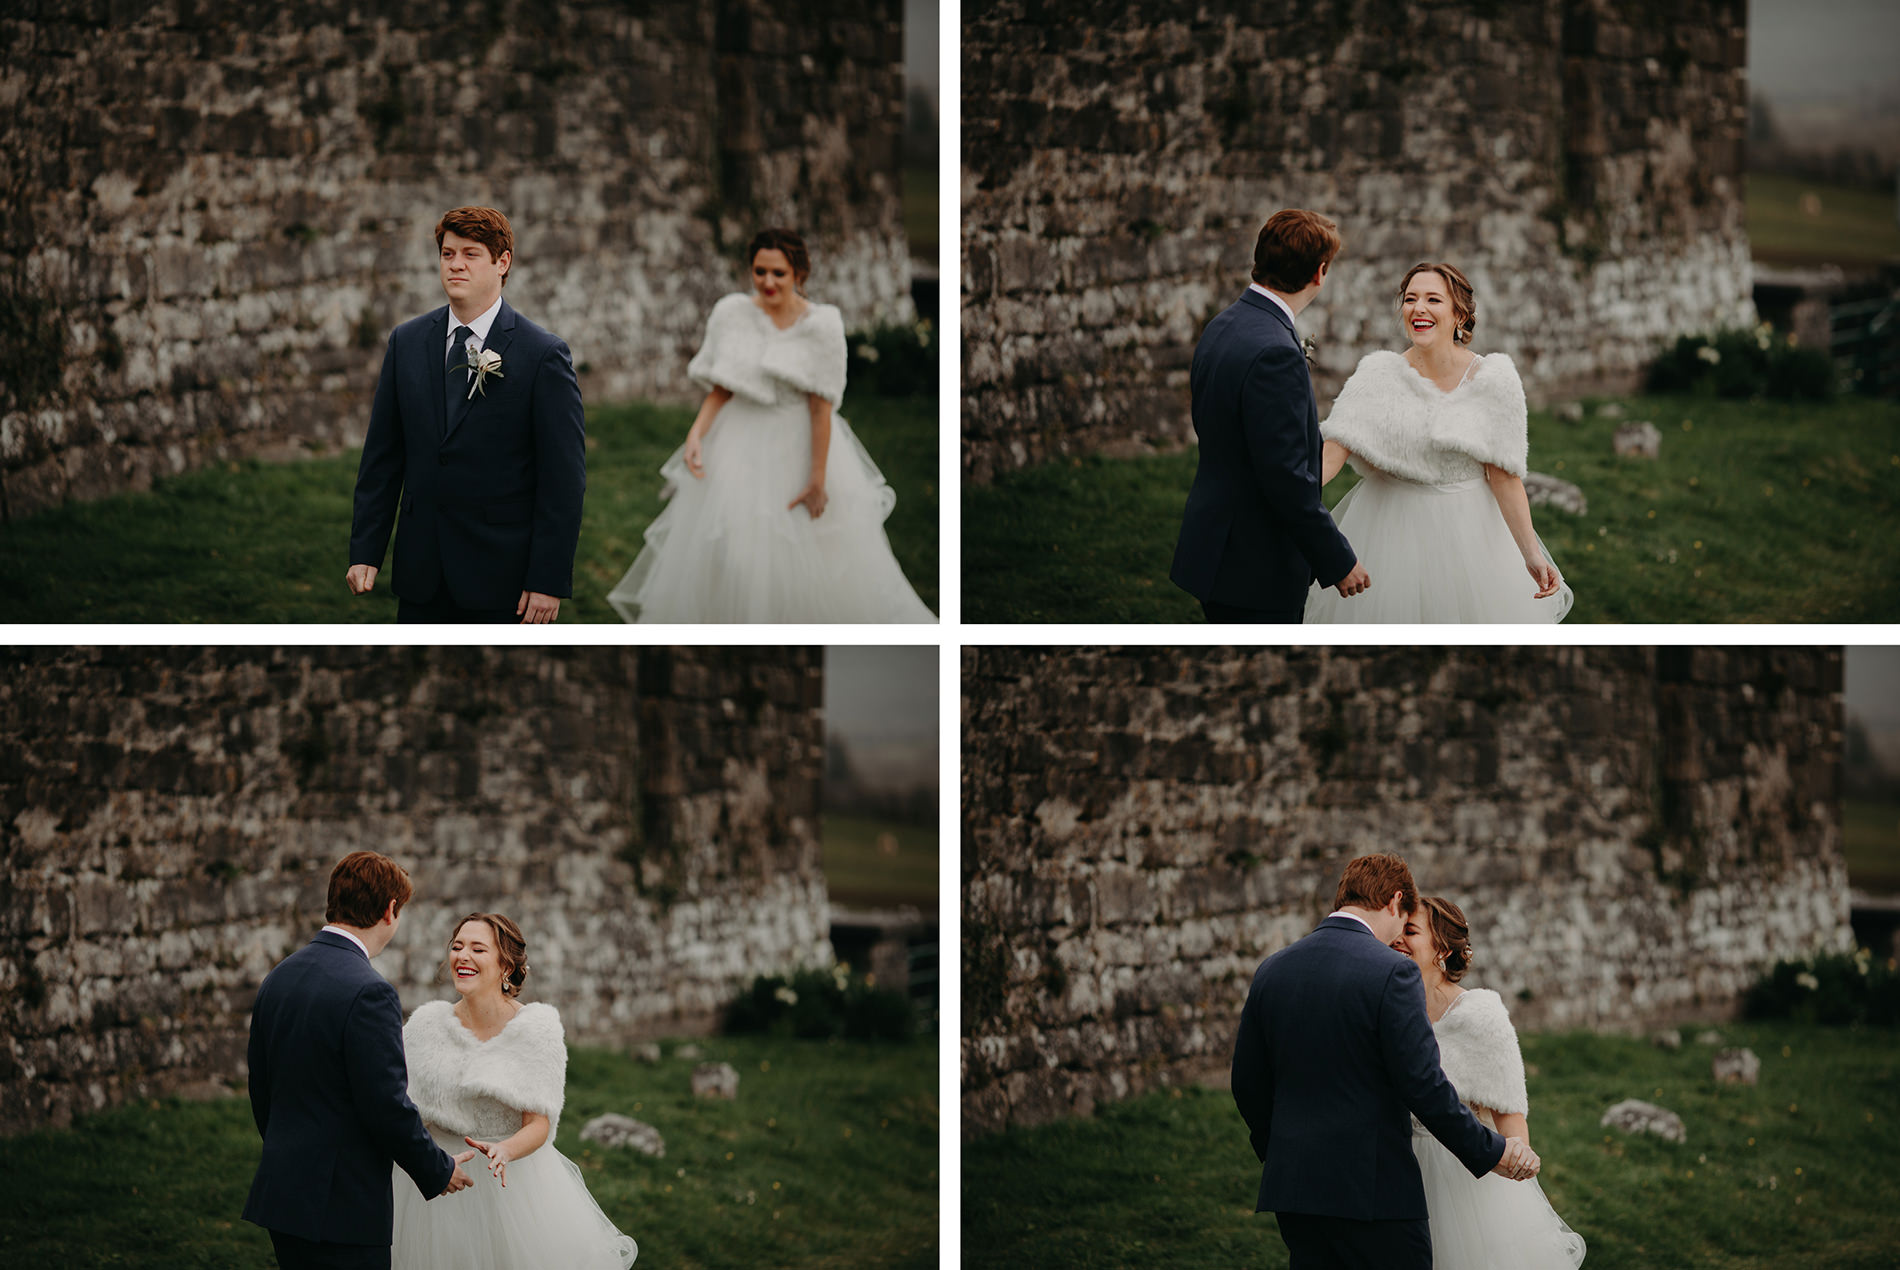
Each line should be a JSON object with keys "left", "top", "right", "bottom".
{"left": 606, "top": 293, "right": 936, "bottom": 623}
{"left": 1304, "top": 351, "right": 1572, "bottom": 623}
{"left": 390, "top": 1000, "right": 636, "bottom": 1270}
{"left": 1413, "top": 989, "right": 1585, "bottom": 1269}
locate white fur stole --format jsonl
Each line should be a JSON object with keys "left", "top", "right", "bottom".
{"left": 1321, "top": 350, "right": 1529, "bottom": 485}
{"left": 1434, "top": 988, "right": 1529, "bottom": 1117}
{"left": 688, "top": 292, "right": 849, "bottom": 407}
{"left": 403, "top": 999, "right": 569, "bottom": 1139}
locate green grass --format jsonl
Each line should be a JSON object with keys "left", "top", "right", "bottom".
{"left": 822, "top": 813, "right": 939, "bottom": 909}
{"left": 963, "top": 393, "right": 1900, "bottom": 622}
{"left": 963, "top": 1021, "right": 1900, "bottom": 1269}
{"left": 1748, "top": 171, "right": 1900, "bottom": 269}
{"left": 0, "top": 390, "right": 936, "bottom": 622}
{"left": 3, "top": 1035, "right": 937, "bottom": 1269}
{"left": 1846, "top": 797, "right": 1900, "bottom": 895}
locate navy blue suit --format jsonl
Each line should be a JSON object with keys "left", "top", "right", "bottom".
{"left": 1170, "top": 290, "right": 1356, "bottom": 618}
{"left": 1232, "top": 916, "right": 1505, "bottom": 1268}
{"left": 242, "top": 932, "right": 454, "bottom": 1262}
{"left": 350, "top": 299, "right": 586, "bottom": 617}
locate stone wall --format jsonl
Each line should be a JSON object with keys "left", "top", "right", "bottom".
{"left": 0, "top": 0, "right": 910, "bottom": 521}
{"left": 961, "top": 0, "right": 1755, "bottom": 481}
{"left": 0, "top": 646, "right": 829, "bottom": 1136}
{"left": 961, "top": 646, "right": 1849, "bottom": 1136}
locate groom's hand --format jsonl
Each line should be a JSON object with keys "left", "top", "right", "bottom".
{"left": 442, "top": 1148, "right": 479, "bottom": 1195}
{"left": 1491, "top": 1136, "right": 1540, "bottom": 1181}
{"left": 346, "top": 564, "right": 379, "bottom": 595}
{"left": 1334, "top": 561, "right": 1371, "bottom": 598}
{"left": 517, "top": 591, "right": 560, "bottom": 623}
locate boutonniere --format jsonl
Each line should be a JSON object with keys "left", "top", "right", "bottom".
{"left": 1301, "top": 334, "right": 1318, "bottom": 365}
{"left": 463, "top": 346, "right": 504, "bottom": 399}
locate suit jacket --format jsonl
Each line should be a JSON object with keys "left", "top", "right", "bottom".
{"left": 1231, "top": 916, "right": 1505, "bottom": 1221}
{"left": 1170, "top": 290, "right": 1356, "bottom": 609}
{"left": 242, "top": 932, "right": 454, "bottom": 1245}
{"left": 350, "top": 299, "right": 586, "bottom": 609}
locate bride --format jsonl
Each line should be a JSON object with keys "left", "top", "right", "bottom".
{"left": 391, "top": 913, "right": 637, "bottom": 1268}
{"left": 606, "top": 227, "right": 936, "bottom": 623}
{"left": 1305, "top": 262, "right": 1572, "bottom": 622}
{"left": 1393, "top": 897, "right": 1586, "bottom": 1268}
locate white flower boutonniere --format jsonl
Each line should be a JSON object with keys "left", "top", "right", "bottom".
{"left": 1301, "top": 334, "right": 1318, "bottom": 366}
{"left": 464, "top": 346, "right": 504, "bottom": 399}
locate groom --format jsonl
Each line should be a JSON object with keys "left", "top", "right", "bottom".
{"left": 347, "top": 206, "right": 586, "bottom": 623}
{"left": 1169, "top": 209, "right": 1368, "bottom": 622}
{"left": 1232, "top": 853, "right": 1539, "bottom": 1268}
{"left": 243, "top": 851, "right": 477, "bottom": 1268}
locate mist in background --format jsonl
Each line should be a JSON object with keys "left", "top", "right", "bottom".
{"left": 1748, "top": 0, "right": 1900, "bottom": 187}
{"left": 824, "top": 646, "right": 937, "bottom": 825}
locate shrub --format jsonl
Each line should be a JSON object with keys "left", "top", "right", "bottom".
{"left": 847, "top": 319, "right": 936, "bottom": 397}
{"left": 1743, "top": 946, "right": 1900, "bottom": 1026}
{"left": 724, "top": 964, "right": 915, "bottom": 1042}
{"left": 1643, "top": 324, "right": 1836, "bottom": 401}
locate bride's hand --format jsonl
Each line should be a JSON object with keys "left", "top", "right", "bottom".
{"left": 789, "top": 480, "right": 828, "bottom": 520}
{"left": 683, "top": 434, "right": 705, "bottom": 479}
{"left": 1525, "top": 556, "right": 1561, "bottom": 599}
{"left": 464, "top": 1136, "right": 514, "bottom": 1187}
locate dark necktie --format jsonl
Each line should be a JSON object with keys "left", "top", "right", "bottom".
{"left": 446, "top": 325, "right": 471, "bottom": 433}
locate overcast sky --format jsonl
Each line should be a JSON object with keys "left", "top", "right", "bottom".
{"left": 1846, "top": 646, "right": 1900, "bottom": 734}
{"left": 1749, "top": 0, "right": 1900, "bottom": 107}
{"left": 906, "top": 0, "right": 939, "bottom": 105}
{"left": 825, "top": 646, "right": 938, "bottom": 790}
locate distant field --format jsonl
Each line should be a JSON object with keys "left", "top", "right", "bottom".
{"left": 823, "top": 813, "right": 938, "bottom": 909}
{"left": 903, "top": 164, "right": 939, "bottom": 260}
{"left": 1846, "top": 798, "right": 1900, "bottom": 895}
{"left": 1747, "top": 171, "right": 1900, "bottom": 268}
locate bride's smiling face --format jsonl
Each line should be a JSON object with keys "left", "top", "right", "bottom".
{"left": 1400, "top": 271, "right": 1456, "bottom": 351}
{"left": 751, "top": 249, "right": 800, "bottom": 308}
{"left": 1391, "top": 915, "right": 1440, "bottom": 979}
{"left": 448, "top": 920, "right": 505, "bottom": 998}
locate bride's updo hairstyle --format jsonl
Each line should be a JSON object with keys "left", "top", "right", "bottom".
{"left": 1397, "top": 262, "right": 1478, "bottom": 346}
{"left": 446, "top": 912, "right": 531, "bottom": 998}
{"left": 747, "top": 226, "right": 811, "bottom": 292}
{"left": 1419, "top": 895, "right": 1474, "bottom": 983}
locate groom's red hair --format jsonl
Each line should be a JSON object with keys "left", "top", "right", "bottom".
{"left": 1333, "top": 853, "right": 1417, "bottom": 915}
{"left": 1252, "top": 209, "right": 1341, "bottom": 293}
{"left": 326, "top": 850, "right": 414, "bottom": 927}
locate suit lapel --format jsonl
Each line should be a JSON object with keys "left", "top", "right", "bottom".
{"left": 426, "top": 306, "right": 449, "bottom": 438}
{"left": 446, "top": 300, "right": 516, "bottom": 442}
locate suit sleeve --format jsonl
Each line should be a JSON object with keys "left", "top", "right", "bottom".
{"left": 1378, "top": 959, "right": 1505, "bottom": 1179}
{"left": 342, "top": 980, "right": 455, "bottom": 1201}
{"left": 522, "top": 337, "right": 587, "bottom": 598}
{"left": 1230, "top": 983, "right": 1273, "bottom": 1163}
{"left": 1236, "top": 344, "right": 1357, "bottom": 588}
{"left": 350, "top": 332, "right": 406, "bottom": 568}
{"left": 246, "top": 998, "right": 270, "bottom": 1139}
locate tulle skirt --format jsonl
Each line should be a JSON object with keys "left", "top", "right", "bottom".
{"left": 390, "top": 1126, "right": 637, "bottom": 1270}
{"left": 607, "top": 395, "right": 936, "bottom": 623}
{"left": 1414, "top": 1128, "right": 1586, "bottom": 1269}
{"left": 1304, "top": 473, "right": 1573, "bottom": 623}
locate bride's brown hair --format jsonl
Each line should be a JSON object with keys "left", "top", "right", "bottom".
{"left": 446, "top": 912, "right": 531, "bottom": 998}
{"left": 1419, "top": 896, "right": 1474, "bottom": 983}
{"left": 1397, "top": 262, "right": 1478, "bottom": 346}
{"left": 747, "top": 227, "right": 811, "bottom": 292}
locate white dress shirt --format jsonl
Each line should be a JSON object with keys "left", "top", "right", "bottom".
{"left": 1248, "top": 281, "right": 1298, "bottom": 331}
{"left": 320, "top": 924, "right": 371, "bottom": 959}
{"left": 445, "top": 293, "right": 504, "bottom": 363}
{"left": 1326, "top": 909, "right": 1377, "bottom": 937}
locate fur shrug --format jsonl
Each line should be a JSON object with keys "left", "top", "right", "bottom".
{"left": 1433, "top": 988, "right": 1530, "bottom": 1117}
{"left": 1321, "top": 350, "right": 1530, "bottom": 485}
{"left": 688, "top": 292, "right": 849, "bottom": 408}
{"left": 402, "top": 999, "right": 568, "bottom": 1141}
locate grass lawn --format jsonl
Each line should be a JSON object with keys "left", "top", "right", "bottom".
{"left": 1747, "top": 171, "right": 1900, "bottom": 269}
{"left": 4, "top": 1034, "right": 937, "bottom": 1269}
{"left": 0, "top": 390, "right": 937, "bottom": 623}
{"left": 1845, "top": 798, "right": 1900, "bottom": 895}
{"left": 963, "top": 393, "right": 1900, "bottom": 623}
{"left": 962, "top": 1021, "right": 1900, "bottom": 1269}
{"left": 822, "top": 813, "right": 939, "bottom": 909}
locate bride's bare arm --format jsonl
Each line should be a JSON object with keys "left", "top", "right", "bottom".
{"left": 682, "top": 387, "right": 734, "bottom": 478}
{"left": 788, "top": 393, "right": 832, "bottom": 519}
{"left": 1321, "top": 439, "right": 1352, "bottom": 485}
{"left": 1482, "top": 464, "right": 1561, "bottom": 598}
{"left": 1477, "top": 1103, "right": 1529, "bottom": 1147}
